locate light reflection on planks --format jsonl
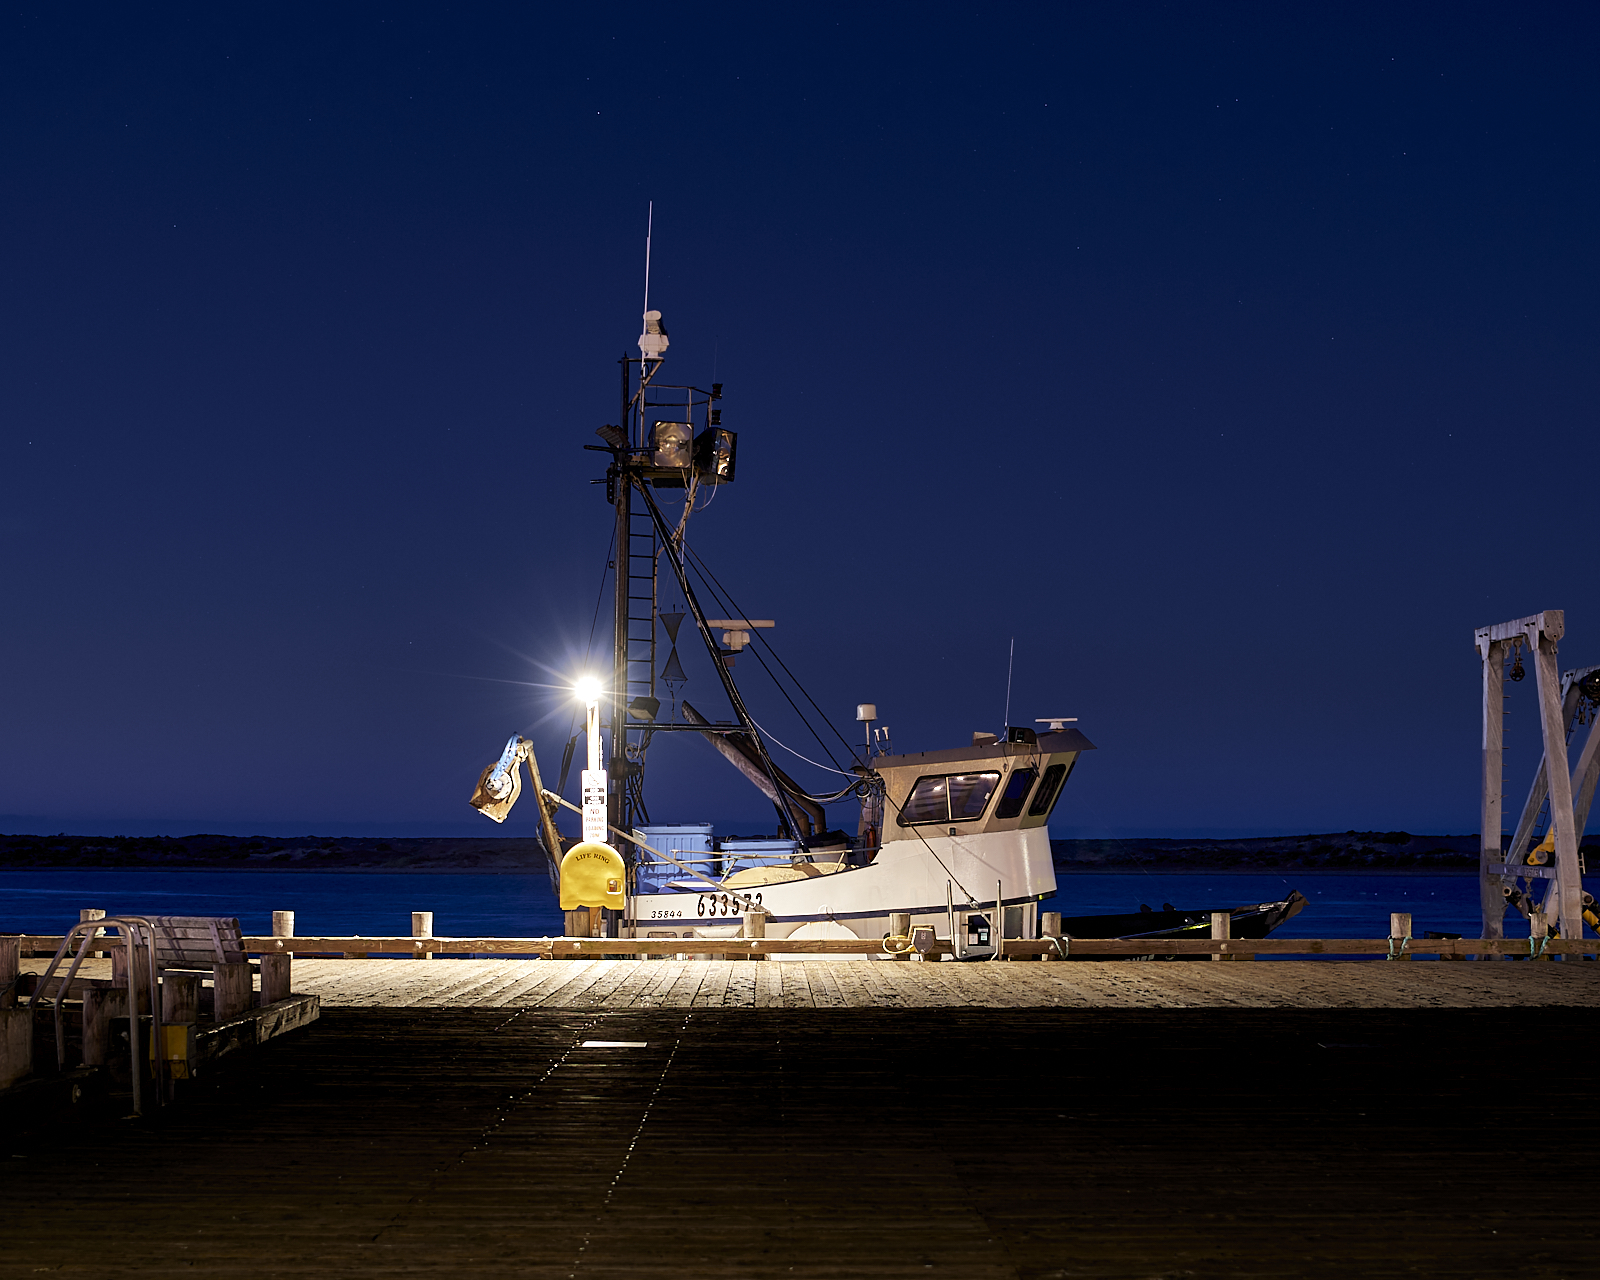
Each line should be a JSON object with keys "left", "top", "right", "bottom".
{"left": 284, "top": 956, "right": 1600, "bottom": 1009}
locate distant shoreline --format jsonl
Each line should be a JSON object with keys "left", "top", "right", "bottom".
{"left": 3, "top": 825, "right": 1574, "bottom": 876}
{"left": 1055, "top": 865, "right": 1478, "bottom": 878}
{"left": 0, "top": 865, "right": 1481, "bottom": 877}
{"left": 0, "top": 828, "right": 1578, "bottom": 878}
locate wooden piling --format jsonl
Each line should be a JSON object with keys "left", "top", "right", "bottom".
{"left": 0, "top": 1007, "right": 31, "bottom": 1089}
{"left": 272, "top": 911, "right": 295, "bottom": 948}
{"left": 213, "top": 962, "right": 253, "bottom": 1020}
{"left": 81, "top": 985, "right": 127, "bottom": 1067}
{"left": 739, "top": 908, "right": 767, "bottom": 962}
{"left": 1040, "top": 911, "right": 1061, "bottom": 962}
{"left": 889, "top": 912, "right": 911, "bottom": 960}
{"left": 260, "top": 953, "right": 292, "bottom": 1004}
{"left": 0, "top": 935, "right": 18, "bottom": 1009}
{"left": 162, "top": 974, "right": 200, "bottom": 1024}
{"left": 564, "top": 909, "right": 592, "bottom": 937}
{"left": 412, "top": 911, "right": 434, "bottom": 960}
{"left": 1389, "top": 912, "right": 1413, "bottom": 961}
{"left": 1528, "top": 911, "right": 1550, "bottom": 960}
{"left": 111, "top": 942, "right": 150, "bottom": 1013}
{"left": 1211, "top": 912, "right": 1230, "bottom": 961}
{"left": 80, "top": 908, "right": 106, "bottom": 958}
{"left": 563, "top": 909, "right": 592, "bottom": 957}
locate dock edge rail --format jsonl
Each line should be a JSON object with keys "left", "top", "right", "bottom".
{"left": 16, "top": 935, "right": 1600, "bottom": 958}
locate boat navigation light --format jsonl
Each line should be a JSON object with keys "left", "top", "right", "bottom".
{"left": 639, "top": 309, "right": 669, "bottom": 360}
{"left": 574, "top": 675, "right": 604, "bottom": 704}
{"left": 1035, "top": 717, "right": 1079, "bottom": 731}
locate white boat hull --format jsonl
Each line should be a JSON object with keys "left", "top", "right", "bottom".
{"left": 628, "top": 827, "right": 1057, "bottom": 958}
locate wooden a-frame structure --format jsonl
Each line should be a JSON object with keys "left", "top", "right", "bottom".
{"left": 1476, "top": 609, "right": 1600, "bottom": 945}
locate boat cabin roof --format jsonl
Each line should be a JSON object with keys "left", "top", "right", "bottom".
{"left": 873, "top": 727, "right": 1096, "bottom": 770}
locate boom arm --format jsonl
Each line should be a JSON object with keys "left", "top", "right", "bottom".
{"left": 469, "top": 735, "right": 568, "bottom": 874}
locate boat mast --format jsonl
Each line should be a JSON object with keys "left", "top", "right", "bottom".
{"left": 610, "top": 354, "right": 632, "bottom": 846}
{"left": 594, "top": 299, "right": 805, "bottom": 843}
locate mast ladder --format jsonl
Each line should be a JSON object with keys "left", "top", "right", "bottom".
{"left": 624, "top": 502, "right": 658, "bottom": 716}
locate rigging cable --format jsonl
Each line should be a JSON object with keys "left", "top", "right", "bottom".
{"left": 681, "top": 552, "right": 853, "bottom": 776}
{"left": 682, "top": 542, "right": 862, "bottom": 770}
{"left": 676, "top": 532, "right": 984, "bottom": 903}
{"left": 748, "top": 716, "right": 858, "bottom": 778}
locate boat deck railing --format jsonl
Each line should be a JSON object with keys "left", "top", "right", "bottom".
{"left": 635, "top": 850, "right": 806, "bottom": 885}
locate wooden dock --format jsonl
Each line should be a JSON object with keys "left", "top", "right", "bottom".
{"left": 22, "top": 953, "right": 1588, "bottom": 1009}
{"left": 3, "top": 1002, "right": 1597, "bottom": 1277}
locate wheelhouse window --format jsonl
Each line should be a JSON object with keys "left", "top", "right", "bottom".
{"left": 995, "top": 767, "right": 1039, "bottom": 820}
{"left": 1026, "top": 760, "right": 1075, "bottom": 818}
{"left": 897, "top": 771, "right": 1001, "bottom": 825}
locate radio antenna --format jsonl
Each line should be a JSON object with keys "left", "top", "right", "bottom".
{"left": 1002, "top": 636, "right": 1015, "bottom": 730}
{"left": 642, "top": 201, "right": 653, "bottom": 319}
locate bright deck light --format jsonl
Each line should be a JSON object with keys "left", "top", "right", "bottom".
{"left": 574, "top": 675, "right": 603, "bottom": 703}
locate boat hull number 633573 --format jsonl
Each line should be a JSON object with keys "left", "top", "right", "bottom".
{"left": 698, "top": 892, "right": 762, "bottom": 917}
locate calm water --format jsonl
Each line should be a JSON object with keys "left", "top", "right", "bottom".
{"left": 0, "top": 868, "right": 1489, "bottom": 940}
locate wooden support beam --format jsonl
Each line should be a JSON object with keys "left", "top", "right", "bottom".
{"left": 25, "top": 974, "right": 113, "bottom": 1002}
{"left": 1531, "top": 629, "right": 1586, "bottom": 943}
{"left": 1503, "top": 668, "right": 1589, "bottom": 872}
{"left": 151, "top": 933, "right": 1600, "bottom": 958}
{"left": 19, "top": 931, "right": 1600, "bottom": 959}
{"left": 1476, "top": 611, "right": 1564, "bottom": 646}
{"left": 1488, "top": 861, "right": 1557, "bottom": 880}
{"left": 1569, "top": 713, "right": 1600, "bottom": 843}
{"left": 1477, "top": 633, "right": 1507, "bottom": 942}
{"left": 413, "top": 912, "right": 433, "bottom": 961}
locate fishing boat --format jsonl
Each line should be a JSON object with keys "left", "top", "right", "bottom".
{"left": 469, "top": 296, "right": 1307, "bottom": 958}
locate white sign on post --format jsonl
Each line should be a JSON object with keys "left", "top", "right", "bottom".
{"left": 581, "top": 769, "right": 608, "bottom": 844}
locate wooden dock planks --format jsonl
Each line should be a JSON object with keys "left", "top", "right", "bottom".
{"left": 271, "top": 956, "right": 1600, "bottom": 1009}
{"left": 4, "top": 1004, "right": 1597, "bottom": 1277}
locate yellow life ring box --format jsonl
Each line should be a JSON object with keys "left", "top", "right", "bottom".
{"left": 559, "top": 841, "right": 627, "bottom": 909}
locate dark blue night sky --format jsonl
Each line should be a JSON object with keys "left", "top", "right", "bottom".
{"left": 2, "top": 4, "right": 1596, "bottom": 838}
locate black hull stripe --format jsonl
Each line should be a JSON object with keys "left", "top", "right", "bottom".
{"left": 635, "top": 892, "right": 1055, "bottom": 927}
